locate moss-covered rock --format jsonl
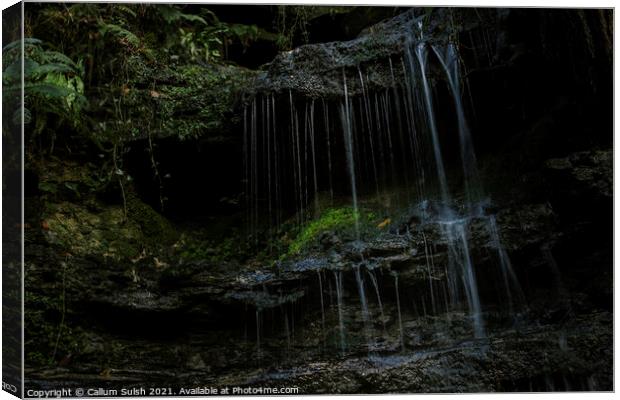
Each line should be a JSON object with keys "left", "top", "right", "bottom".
{"left": 287, "top": 206, "right": 378, "bottom": 256}
{"left": 253, "top": 8, "right": 465, "bottom": 98}
{"left": 41, "top": 192, "right": 176, "bottom": 262}
{"left": 94, "top": 56, "right": 258, "bottom": 143}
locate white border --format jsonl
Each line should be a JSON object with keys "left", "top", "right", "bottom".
{"left": 0, "top": 1, "right": 616, "bottom": 400}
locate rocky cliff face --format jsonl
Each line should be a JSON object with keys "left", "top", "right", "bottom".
{"left": 24, "top": 6, "right": 612, "bottom": 393}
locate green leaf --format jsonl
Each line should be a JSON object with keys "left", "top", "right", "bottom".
{"left": 100, "top": 23, "right": 140, "bottom": 47}
{"left": 64, "top": 182, "right": 79, "bottom": 192}
{"left": 25, "top": 83, "right": 73, "bottom": 98}
{"left": 31, "top": 63, "right": 75, "bottom": 78}
{"left": 38, "top": 182, "right": 58, "bottom": 194}
{"left": 2, "top": 38, "right": 42, "bottom": 53}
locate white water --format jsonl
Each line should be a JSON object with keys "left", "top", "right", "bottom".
{"left": 353, "top": 265, "right": 373, "bottom": 352}
{"left": 433, "top": 44, "right": 482, "bottom": 206}
{"left": 487, "top": 215, "right": 526, "bottom": 312}
{"left": 392, "top": 272, "right": 405, "bottom": 351}
{"left": 239, "top": 35, "right": 535, "bottom": 349}
{"left": 333, "top": 270, "right": 347, "bottom": 355}
{"left": 341, "top": 70, "right": 360, "bottom": 238}
{"left": 367, "top": 269, "right": 386, "bottom": 329}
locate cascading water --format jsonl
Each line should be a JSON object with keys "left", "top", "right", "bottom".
{"left": 334, "top": 270, "right": 347, "bottom": 355}
{"left": 405, "top": 37, "right": 486, "bottom": 337}
{"left": 432, "top": 43, "right": 483, "bottom": 210}
{"left": 353, "top": 265, "right": 373, "bottom": 353}
{"left": 487, "top": 215, "right": 526, "bottom": 313}
{"left": 410, "top": 42, "right": 451, "bottom": 210}
{"left": 367, "top": 269, "right": 386, "bottom": 330}
{"left": 341, "top": 70, "right": 360, "bottom": 238}
{"left": 239, "top": 24, "right": 533, "bottom": 356}
{"left": 443, "top": 220, "right": 485, "bottom": 338}
{"left": 317, "top": 269, "right": 326, "bottom": 334}
{"left": 392, "top": 272, "right": 405, "bottom": 351}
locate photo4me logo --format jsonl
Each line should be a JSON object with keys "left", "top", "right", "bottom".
{"left": 2, "top": 382, "right": 17, "bottom": 393}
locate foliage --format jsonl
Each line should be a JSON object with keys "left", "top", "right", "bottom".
{"left": 176, "top": 234, "right": 243, "bottom": 264}
{"left": 24, "top": 4, "right": 259, "bottom": 214}
{"left": 2, "top": 38, "right": 87, "bottom": 139}
{"left": 26, "top": 4, "right": 259, "bottom": 145}
{"left": 275, "top": 6, "right": 350, "bottom": 50}
{"left": 25, "top": 290, "right": 82, "bottom": 367}
{"left": 288, "top": 207, "right": 377, "bottom": 255}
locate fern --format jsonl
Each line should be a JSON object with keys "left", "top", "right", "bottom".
{"left": 2, "top": 38, "right": 87, "bottom": 136}
{"left": 99, "top": 23, "right": 141, "bottom": 48}
{"left": 156, "top": 5, "right": 207, "bottom": 25}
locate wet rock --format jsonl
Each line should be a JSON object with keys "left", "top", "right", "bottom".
{"left": 252, "top": 8, "right": 467, "bottom": 99}
{"left": 545, "top": 149, "right": 613, "bottom": 217}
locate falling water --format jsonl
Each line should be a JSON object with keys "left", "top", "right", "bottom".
{"left": 290, "top": 91, "right": 304, "bottom": 226}
{"left": 333, "top": 270, "right": 346, "bottom": 355}
{"left": 309, "top": 100, "right": 320, "bottom": 212}
{"left": 381, "top": 91, "right": 397, "bottom": 187}
{"left": 303, "top": 103, "right": 309, "bottom": 214}
{"left": 242, "top": 105, "right": 250, "bottom": 237}
{"left": 358, "top": 66, "right": 381, "bottom": 197}
{"left": 353, "top": 265, "right": 373, "bottom": 352}
{"left": 322, "top": 99, "right": 334, "bottom": 202}
{"left": 487, "top": 215, "right": 525, "bottom": 312}
{"left": 265, "top": 97, "right": 273, "bottom": 238}
{"left": 433, "top": 43, "right": 483, "bottom": 208}
{"left": 421, "top": 230, "right": 437, "bottom": 314}
{"left": 372, "top": 90, "right": 387, "bottom": 187}
{"left": 443, "top": 221, "right": 485, "bottom": 338}
{"left": 392, "top": 272, "right": 405, "bottom": 351}
{"left": 271, "top": 94, "right": 281, "bottom": 228}
{"left": 411, "top": 43, "right": 450, "bottom": 209}
{"left": 250, "top": 100, "right": 259, "bottom": 244}
{"left": 239, "top": 27, "right": 531, "bottom": 349}
{"left": 317, "top": 269, "right": 326, "bottom": 333}
{"left": 367, "top": 269, "right": 386, "bottom": 329}
{"left": 284, "top": 309, "right": 291, "bottom": 354}
{"left": 341, "top": 70, "right": 360, "bottom": 237}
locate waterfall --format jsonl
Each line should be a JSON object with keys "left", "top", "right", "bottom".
{"left": 442, "top": 221, "right": 485, "bottom": 338}
{"left": 433, "top": 43, "right": 483, "bottom": 209}
{"left": 358, "top": 66, "right": 381, "bottom": 197}
{"left": 405, "top": 38, "right": 486, "bottom": 337}
{"left": 353, "top": 265, "right": 373, "bottom": 352}
{"left": 422, "top": 230, "right": 437, "bottom": 314}
{"left": 392, "top": 272, "right": 405, "bottom": 351}
{"left": 239, "top": 32, "right": 534, "bottom": 347}
{"left": 309, "top": 100, "right": 320, "bottom": 213}
{"left": 284, "top": 309, "right": 291, "bottom": 354}
{"left": 410, "top": 42, "right": 451, "bottom": 211}
{"left": 341, "top": 70, "right": 360, "bottom": 238}
{"left": 322, "top": 99, "right": 334, "bottom": 203}
{"left": 265, "top": 97, "right": 273, "bottom": 239}
{"left": 271, "top": 94, "right": 281, "bottom": 228}
{"left": 367, "top": 269, "right": 386, "bottom": 330}
{"left": 290, "top": 91, "right": 304, "bottom": 226}
{"left": 317, "top": 269, "right": 326, "bottom": 334}
{"left": 487, "top": 215, "right": 526, "bottom": 312}
{"left": 333, "top": 271, "right": 347, "bottom": 355}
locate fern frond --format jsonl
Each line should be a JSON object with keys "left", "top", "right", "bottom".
{"left": 100, "top": 23, "right": 141, "bottom": 47}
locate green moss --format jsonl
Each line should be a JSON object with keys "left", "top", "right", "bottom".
{"left": 42, "top": 191, "right": 176, "bottom": 262}
{"left": 288, "top": 207, "right": 376, "bottom": 256}
{"left": 176, "top": 234, "right": 237, "bottom": 263}
{"left": 126, "top": 191, "right": 177, "bottom": 246}
{"left": 95, "top": 58, "right": 257, "bottom": 143}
